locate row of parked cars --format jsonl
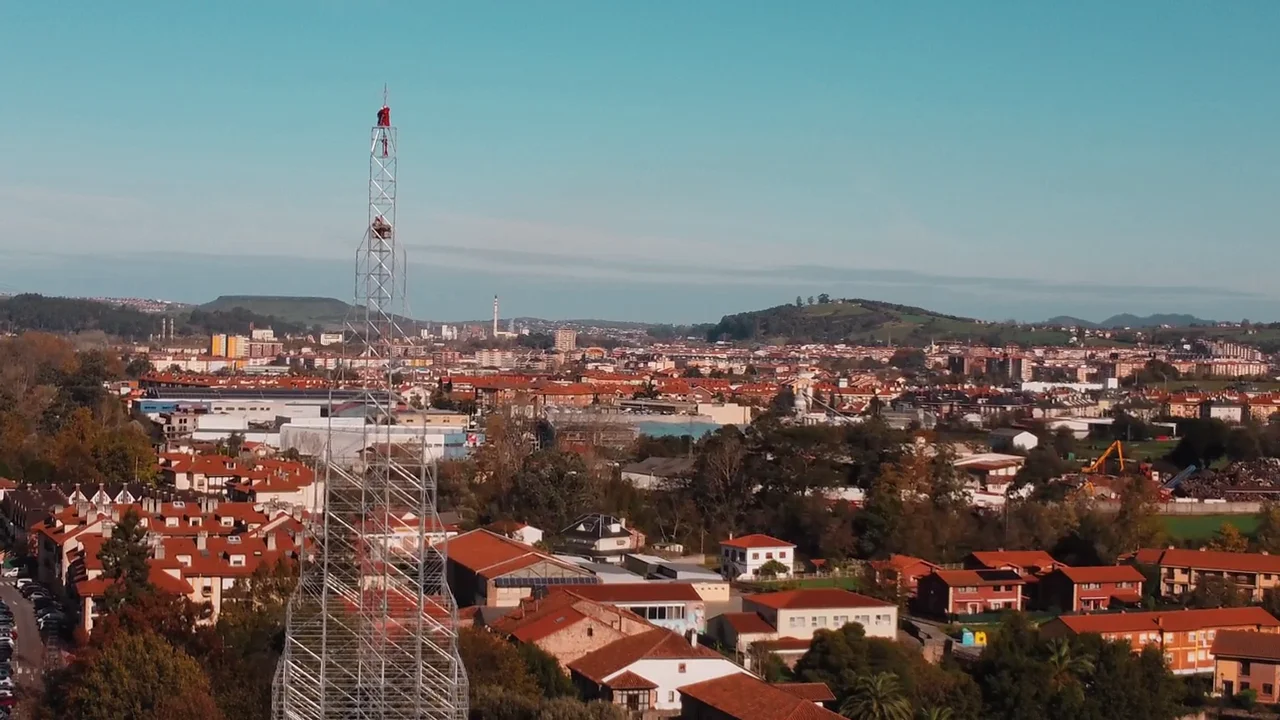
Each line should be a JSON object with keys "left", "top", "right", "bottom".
{"left": 17, "top": 579, "right": 68, "bottom": 636}
{"left": 0, "top": 598, "right": 15, "bottom": 715}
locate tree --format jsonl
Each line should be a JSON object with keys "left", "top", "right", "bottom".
{"left": 1256, "top": 501, "right": 1280, "bottom": 553}
{"left": 839, "top": 673, "right": 913, "bottom": 720}
{"left": 757, "top": 559, "right": 790, "bottom": 579}
{"left": 98, "top": 508, "right": 153, "bottom": 612}
{"left": 1168, "top": 419, "right": 1229, "bottom": 469}
{"left": 1209, "top": 522, "right": 1249, "bottom": 553}
{"left": 225, "top": 431, "right": 246, "bottom": 457}
{"left": 1044, "top": 638, "right": 1093, "bottom": 691}
{"left": 797, "top": 296, "right": 804, "bottom": 307}
{"left": 518, "top": 642, "right": 575, "bottom": 698}
{"left": 501, "top": 450, "right": 598, "bottom": 533}
{"left": 458, "top": 627, "right": 540, "bottom": 702}
{"left": 819, "top": 294, "right": 831, "bottom": 304}
{"left": 56, "top": 629, "right": 222, "bottom": 720}
{"left": 808, "top": 296, "right": 816, "bottom": 306}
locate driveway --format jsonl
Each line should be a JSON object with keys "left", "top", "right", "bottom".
{"left": 0, "top": 582, "right": 44, "bottom": 687}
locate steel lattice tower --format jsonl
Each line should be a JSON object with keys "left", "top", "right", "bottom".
{"left": 273, "top": 96, "right": 468, "bottom": 720}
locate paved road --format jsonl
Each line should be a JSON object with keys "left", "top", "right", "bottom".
{"left": 0, "top": 582, "right": 44, "bottom": 686}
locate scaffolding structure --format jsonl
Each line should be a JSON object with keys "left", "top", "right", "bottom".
{"left": 273, "top": 96, "right": 468, "bottom": 720}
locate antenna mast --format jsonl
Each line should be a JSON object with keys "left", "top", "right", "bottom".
{"left": 274, "top": 92, "right": 468, "bottom": 720}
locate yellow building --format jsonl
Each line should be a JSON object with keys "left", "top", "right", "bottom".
{"left": 210, "top": 334, "right": 247, "bottom": 358}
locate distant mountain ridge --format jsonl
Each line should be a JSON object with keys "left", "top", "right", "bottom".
{"left": 1042, "top": 313, "right": 1214, "bottom": 329}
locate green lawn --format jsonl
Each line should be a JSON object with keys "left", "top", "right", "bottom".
{"left": 1161, "top": 514, "right": 1260, "bottom": 542}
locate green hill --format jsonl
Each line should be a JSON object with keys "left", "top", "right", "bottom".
{"left": 705, "top": 298, "right": 1075, "bottom": 346}
{"left": 200, "top": 296, "right": 355, "bottom": 330}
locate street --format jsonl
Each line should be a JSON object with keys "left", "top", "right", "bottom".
{"left": 0, "top": 582, "right": 44, "bottom": 690}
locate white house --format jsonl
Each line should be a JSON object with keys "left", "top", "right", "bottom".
{"left": 484, "top": 520, "right": 545, "bottom": 546}
{"left": 988, "top": 428, "right": 1039, "bottom": 452}
{"left": 710, "top": 589, "right": 898, "bottom": 668}
{"left": 719, "top": 534, "right": 795, "bottom": 581}
{"left": 569, "top": 628, "right": 751, "bottom": 713}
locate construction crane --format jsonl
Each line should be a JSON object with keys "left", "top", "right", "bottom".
{"left": 1084, "top": 440, "right": 1126, "bottom": 474}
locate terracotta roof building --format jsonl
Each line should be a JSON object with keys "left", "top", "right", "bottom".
{"left": 1212, "top": 630, "right": 1280, "bottom": 702}
{"left": 1042, "top": 607, "right": 1280, "bottom": 675}
{"left": 679, "top": 673, "right": 845, "bottom": 720}
{"left": 1130, "top": 548, "right": 1280, "bottom": 603}
{"left": 1037, "top": 565, "right": 1145, "bottom": 613}
{"left": 569, "top": 628, "right": 749, "bottom": 713}
{"left": 435, "top": 529, "right": 596, "bottom": 607}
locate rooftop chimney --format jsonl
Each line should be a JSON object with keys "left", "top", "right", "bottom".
{"left": 101, "top": 520, "right": 114, "bottom": 540}
{"left": 197, "top": 531, "right": 208, "bottom": 551}
{"left": 154, "top": 540, "right": 166, "bottom": 560}
{"left": 267, "top": 533, "right": 277, "bottom": 552}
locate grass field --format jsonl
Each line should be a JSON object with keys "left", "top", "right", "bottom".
{"left": 1081, "top": 439, "right": 1178, "bottom": 462}
{"left": 1161, "top": 514, "right": 1260, "bottom": 541}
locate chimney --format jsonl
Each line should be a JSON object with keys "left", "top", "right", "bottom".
{"left": 111, "top": 507, "right": 120, "bottom": 523}
{"left": 197, "top": 531, "right": 208, "bottom": 551}
{"left": 154, "top": 540, "right": 166, "bottom": 560}
{"left": 267, "top": 533, "right": 277, "bottom": 552}
{"left": 101, "top": 521, "right": 114, "bottom": 539}
{"left": 76, "top": 501, "right": 89, "bottom": 520}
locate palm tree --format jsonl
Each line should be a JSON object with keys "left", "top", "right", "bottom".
{"left": 1046, "top": 637, "right": 1095, "bottom": 690}
{"left": 917, "top": 708, "right": 953, "bottom": 720}
{"left": 839, "top": 673, "right": 913, "bottom": 720}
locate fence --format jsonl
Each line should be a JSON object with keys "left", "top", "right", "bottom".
{"left": 1096, "top": 500, "right": 1262, "bottom": 515}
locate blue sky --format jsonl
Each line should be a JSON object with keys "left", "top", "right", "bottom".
{"left": 1, "top": 2, "right": 1278, "bottom": 323}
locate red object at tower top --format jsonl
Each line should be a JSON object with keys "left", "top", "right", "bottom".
{"left": 377, "top": 105, "right": 391, "bottom": 127}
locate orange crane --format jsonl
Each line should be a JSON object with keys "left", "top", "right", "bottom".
{"left": 1084, "top": 440, "right": 1126, "bottom": 474}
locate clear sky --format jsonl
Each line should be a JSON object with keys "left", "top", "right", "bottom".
{"left": 1, "top": 2, "right": 1278, "bottom": 323}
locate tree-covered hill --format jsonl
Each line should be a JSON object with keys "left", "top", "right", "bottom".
{"left": 704, "top": 297, "right": 1065, "bottom": 346}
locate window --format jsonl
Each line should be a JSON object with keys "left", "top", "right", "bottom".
{"left": 587, "top": 627, "right": 594, "bottom": 638}
{"left": 1241, "top": 682, "right": 1251, "bottom": 691}
{"left": 1242, "top": 661, "right": 1252, "bottom": 676}
{"left": 1081, "top": 583, "right": 1101, "bottom": 591}
{"left": 668, "top": 691, "right": 676, "bottom": 702}
{"left": 811, "top": 616, "right": 820, "bottom": 627}
{"left": 789, "top": 617, "right": 804, "bottom": 629}
{"left": 765, "top": 552, "right": 773, "bottom": 560}
{"left": 1208, "top": 630, "right": 1217, "bottom": 640}
{"left": 833, "top": 615, "right": 848, "bottom": 626}
{"left": 1265, "top": 683, "right": 1274, "bottom": 696}
{"left": 616, "top": 539, "right": 626, "bottom": 546}
{"left": 875, "top": 614, "right": 892, "bottom": 625}
{"left": 677, "top": 664, "right": 686, "bottom": 674}
{"left": 1198, "top": 650, "right": 1207, "bottom": 661}
{"left": 752, "top": 552, "right": 760, "bottom": 560}
{"left": 779, "top": 551, "right": 787, "bottom": 558}
{"left": 1186, "top": 651, "right": 1195, "bottom": 663}
{"left": 816, "top": 616, "right": 828, "bottom": 627}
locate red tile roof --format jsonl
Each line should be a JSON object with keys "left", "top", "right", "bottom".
{"left": 679, "top": 673, "right": 844, "bottom": 720}
{"left": 607, "top": 671, "right": 658, "bottom": 691}
{"left": 968, "top": 550, "right": 1058, "bottom": 570}
{"left": 436, "top": 529, "right": 578, "bottom": 579}
{"left": 747, "top": 589, "right": 893, "bottom": 611}
{"left": 929, "top": 569, "right": 1025, "bottom": 587}
{"left": 1054, "top": 607, "right": 1280, "bottom": 635}
{"left": 870, "top": 554, "right": 939, "bottom": 573}
{"left": 721, "top": 534, "right": 794, "bottom": 550}
{"left": 1211, "top": 630, "right": 1280, "bottom": 662}
{"left": 1139, "top": 548, "right": 1280, "bottom": 575}
{"left": 719, "top": 612, "right": 776, "bottom": 635}
{"left": 569, "top": 628, "right": 723, "bottom": 684}
{"left": 1055, "top": 565, "right": 1146, "bottom": 584}
{"left": 773, "top": 682, "right": 837, "bottom": 703}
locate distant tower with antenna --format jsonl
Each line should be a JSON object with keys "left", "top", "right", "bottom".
{"left": 273, "top": 90, "right": 468, "bottom": 720}
{"left": 492, "top": 295, "right": 500, "bottom": 338}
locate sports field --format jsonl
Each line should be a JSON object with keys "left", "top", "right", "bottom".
{"left": 1160, "top": 514, "right": 1260, "bottom": 541}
